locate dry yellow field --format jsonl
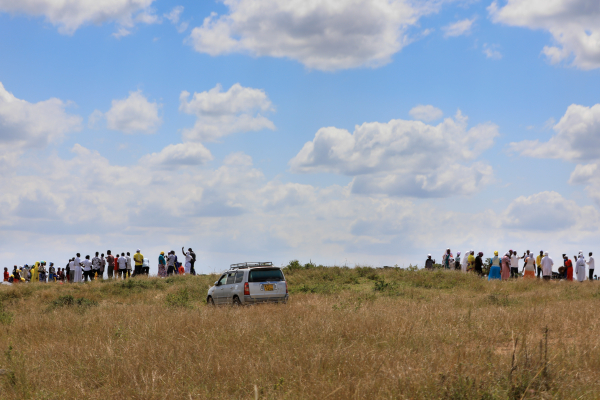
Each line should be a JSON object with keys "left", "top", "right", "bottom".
{"left": 0, "top": 267, "right": 598, "bottom": 399}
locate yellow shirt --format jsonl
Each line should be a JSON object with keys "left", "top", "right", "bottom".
{"left": 536, "top": 255, "right": 542, "bottom": 266}
{"left": 133, "top": 253, "right": 144, "bottom": 266}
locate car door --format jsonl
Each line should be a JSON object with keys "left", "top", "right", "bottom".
{"left": 214, "top": 274, "right": 228, "bottom": 304}
{"left": 221, "top": 271, "right": 237, "bottom": 304}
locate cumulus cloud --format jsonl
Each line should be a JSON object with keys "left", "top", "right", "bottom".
{"left": 503, "top": 191, "right": 582, "bottom": 231}
{"left": 179, "top": 83, "right": 275, "bottom": 142}
{"left": 0, "top": 0, "right": 158, "bottom": 35}
{"left": 164, "top": 5, "right": 188, "bottom": 33}
{"left": 0, "top": 82, "right": 81, "bottom": 150}
{"left": 290, "top": 111, "right": 498, "bottom": 197}
{"left": 510, "top": 104, "right": 600, "bottom": 161}
{"left": 104, "top": 90, "right": 162, "bottom": 134}
{"left": 187, "top": 0, "right": 443, "bottom": 71}
{"left": 489, "top": 0, "right": 600, "bottom": 69}
{"left": 141, "top": 142, "right": 213, "bottom": 169}
{"left": 409, "top": 104, "right": 443, "bottom": 122}
{"left": 442, "top": 17, "right": 475, "bottom": 38}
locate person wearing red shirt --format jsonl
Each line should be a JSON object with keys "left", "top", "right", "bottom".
{"left": 3, "top": 267, "right": 9, "bottom": 282}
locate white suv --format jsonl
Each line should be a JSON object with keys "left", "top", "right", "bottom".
{"left": 206, "top": 262, "right": 289, "bottom": 305}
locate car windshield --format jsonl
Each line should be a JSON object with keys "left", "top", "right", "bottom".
{"left": 248, "top": 268, "right": 284, "bottom": 282}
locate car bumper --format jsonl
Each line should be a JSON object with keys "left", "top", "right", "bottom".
{"left": 243, "top": 294, "right": 288, "bottom": 304}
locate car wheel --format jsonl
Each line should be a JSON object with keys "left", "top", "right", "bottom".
{"left": 232, "top": 296, "right": 242, "bottom": 306}
{"left": 207, "top": 296, "right": 215, "bottom": 306}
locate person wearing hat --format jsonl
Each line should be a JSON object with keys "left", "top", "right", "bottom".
{"left": 425, "top": 254, "right": 434, "bottom": 270}
{"left": 501, "top": 252, "right": 511, "bottom": 280}
{"left": 133, "top": 249, "right": 144, "bottom": 277}
{"left": 455, "top": 252, "right": 461, "bottom": 270}
{"left": 442, "top": 249, "right": 452, "bottom": 270}
{"left": 488, "top": 251, "right": 501, "bottom": 280}
{"left": 541, "top": 252, "right": 554, "bottom": 281}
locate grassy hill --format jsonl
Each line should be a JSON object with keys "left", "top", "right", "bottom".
{"left": 0, "top": 265, "right": 598, "bottom": 399}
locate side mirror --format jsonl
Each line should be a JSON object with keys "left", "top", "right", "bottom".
{"left": 214, "top": 281, "right": 219, "bottom": 286}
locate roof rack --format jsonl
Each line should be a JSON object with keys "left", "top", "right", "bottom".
{"left": 229, "top": 262, "right": 273, "bottom": 269}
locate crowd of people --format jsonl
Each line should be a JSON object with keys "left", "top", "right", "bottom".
{"left": 425, "top": 249, "right": 596, "bottom": 282}
{"left": 3, "top": 247, "right": 198, "bottom": 284}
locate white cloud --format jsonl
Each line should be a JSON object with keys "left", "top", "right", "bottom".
{"left": 289, "top": 111, "right": 498, "bottom": 197}
{"left": 510, "top": 104, "right": 600, "bottom": 161}
{"left": 0, "top": 0, "right": 158, "bottom": 35}
{"left": 489, "top": 0, "right": 600, "bottom": 70}
{"left": 483, "top": 43, "right": 502, "bottom": 59}
{"left": 187, "top": 0, "right": 443, "bottom": 71}
{"left": 0, "top": 82, "right": 81, "bottom": 150}
{"left": 179, "top": 83, "right": 275, "bottom": 142}
{"left": 141, "top": 143, "right": 213, "bottom": 169}
{"left": 164, "top": 5, "right": 188, "bottom": 33}
{"left": 442, "top": 17, "right": 475, "bottom": 38}
{"left": 503, "top": 191, "right": 583, "bottom": 231}
{"left": 105, "top": 90, "right": 162, "bottom": 134}
{"left": 409, "top": 104, "right": 443, "bottom": 122}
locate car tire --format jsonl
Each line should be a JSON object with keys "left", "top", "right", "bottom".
{"left": 232, "top": 296, "right": 242, "bottom": 306}
{"left": 207, "top": 296, "right": 215, "bottom": 306}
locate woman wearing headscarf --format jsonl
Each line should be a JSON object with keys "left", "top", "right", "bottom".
{"left": 488, "top": 251, "right": 501, "bottom": 280}
{"left": 31, "top": 262, "right": 39, "bottom": 282}
{"left": 501, "top": 252, "right": 511, "bottom": 280}
{"left": 158, "top": 252, "right": 167, "bottom": 278}
{"left": 455, "top": 252, "right": 461, "bottom": 270}
{"left": 563, "top": 254, "right": 573, "bottom": 281}
{"left": 474, "top": 252, "right": 484, "bottom": 276}
{"left": 523, "top": 253, "right": 536, "bottom": 278}
{"left": 442, "top": 249, "right": 452, "bottom": 270}
{"left": 467, "top": 251, "right": 475, "bottom": 273}
{"left": 576, "top": 252, "right": 586, "bottom": 282}
{"left": 461, "top": 251, "right": 469, "bottom": 273}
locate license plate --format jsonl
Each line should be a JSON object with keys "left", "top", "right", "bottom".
{"left": 263, "top": 284, "right": 274, "bottom": 291}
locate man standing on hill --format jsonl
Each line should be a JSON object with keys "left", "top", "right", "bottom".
{"left": 118, "top": 252, "right": 127, "bottom": 279}
{"left": 587, "top": 252, "right": 595, "bottom": 281}
{"left": 106, "top": 251, "right": 114, "bottom": 279}
{"left": 536, "top": 251, "right": 543, "bottom": 278}
{"left": 126, "top": 252, "right": 132, "bottom": 278}
{"left": 541, "top": 252, "right": 553, "bottom": 281}
{"left": 99, "top": 253, "right": 106, "bottom": 279}
{"left": 92, "top": 252, "right": 101, "bottom": 280}
{"left": 425, "top": 254, "right": 434, "bottom": 270}
{"left": 576, "top": 252, "right": 586, "bottom": 282}
{"left": 133, "top": 249, "right": 144, "bottom": 277}
{"left": 510, "top": 250, "right": 519, "bottom": 278}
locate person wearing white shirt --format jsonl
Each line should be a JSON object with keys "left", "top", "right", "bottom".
{"left": 576, "top": 252, "right": 586, "bottom": 282}
{"left": 587, "top": 252, "right": 595, "bottom": 281}
{"left": 118, "top": 253, "right": 127, "bottom": 279}
{"left": 541, "top": 252, "right": 554, "bottom": 281}
{"left": 510, "top": 250, "right": 520, "bottom": 278}
{"left": 81, "top": 255, "right": 93, "bottom": 282}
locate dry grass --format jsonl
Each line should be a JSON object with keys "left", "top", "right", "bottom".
{"left": 0, "top": 268, "right": 599, "bottom": 399}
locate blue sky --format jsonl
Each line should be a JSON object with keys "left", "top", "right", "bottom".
{"left": 1, "top": 0, "right": 600, "bottom": 273}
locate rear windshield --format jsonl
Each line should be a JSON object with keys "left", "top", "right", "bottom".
{"left": 248, "top": 268, "right": 284, "bottom": 282}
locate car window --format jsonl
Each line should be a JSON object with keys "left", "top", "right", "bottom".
{"left": 235, "top": 271, "right": 244, "bottom": 283}
{"left": 218, "top": 275, "right": 227, "bottom": 285}
{"left": 248, "top": 269, "right": 284, "bottom": 282}
{"left": 226, "top": 272, "right": 236, "bottom": 285}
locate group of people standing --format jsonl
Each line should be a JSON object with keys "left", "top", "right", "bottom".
{"left": 426, "top": 249, "right": 595, "bottom": 282}
{"left": 4, "top": 247, "right": 197, "bottom": 284}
